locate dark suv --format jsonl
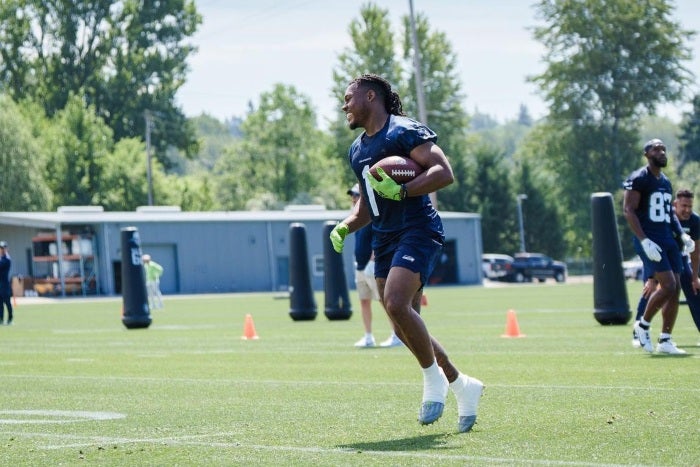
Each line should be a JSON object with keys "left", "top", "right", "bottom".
{"left": 510, "top": 252, "right": 567, "bottom": 283}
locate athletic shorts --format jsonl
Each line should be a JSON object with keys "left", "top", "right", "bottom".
{"left": 633, "top": 236, "right": 683, "bottom": 277}
{"left": 355, "top": 260, "right": 379, "bottom": 301}
{"left": 373, "top": 229, "right": 444, "bottom": 286}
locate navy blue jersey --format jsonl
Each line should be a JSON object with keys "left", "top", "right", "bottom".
{"left": 623, "top": 166, "right": 675, "bottom": 241}
{"left": 0, "top": 253, "right": 10, "bottom": 296}
{"left": 680, "top": 212, "right": 700, "bottom": 241}
{"left": 348, "top": 115, "right": 444, "bottom": 243}
{"left": 354, "top": 224, "right": 373, "bottom": 270}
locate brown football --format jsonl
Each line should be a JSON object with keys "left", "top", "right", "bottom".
{"left": 369, "top": 156, "right": 424, "bottom": 183}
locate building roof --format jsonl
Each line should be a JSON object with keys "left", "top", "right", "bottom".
{"left": 0, "top": 207, "right": 479, "bottom": 229}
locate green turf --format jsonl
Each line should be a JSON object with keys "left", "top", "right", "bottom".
{"left": 0, "top": 282, "right": 698, "bottom": 466}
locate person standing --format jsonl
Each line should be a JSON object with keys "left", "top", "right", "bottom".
{"left": 347, "top": 183, "right": 402, "bottom": 348}
{"left": 330, "top": 74, "right": 483, "bottom": 432}
{"left": 623, "top": 139, "right": 693, "bottom": 354}
{"left": 142, "top": 254, "right": 164, "bottom": 309}
{"left": 0, "top": 241, "right": 13, "bottom": 325}
{"left": 632, "top": 188, "right": 700, "bottom": 347}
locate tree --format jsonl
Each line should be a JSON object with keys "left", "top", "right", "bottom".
{"left": 517, "top": 104, "right": 533, "bottom": 127}
{"left": 99, "top": 137, "right": 151, "bottom": 211}
{"left": 329, "top": 3, "right": 403, "bottom": 190}
{"left": 529, "top": 0, "right": 695, "bottom": 254}
{"left": 515, "top": 162, "right": 566, "bottom": 259}
{"left": 458, "top": 145, "right": 519, "bottom": 254}
{"left": 330, "top": 3, "right": 472, "bottom": 210}
{"left": 679, "top": 94, "right": 700, "bottom": 168}
{"left": 0, "top": 0, "right": 202, "bottom": 164}
{"left": 43, "top": 95, "right": 114, "bottom": 207}
{"left": 400, "top": 12, "right": 470, "bottom": 212}
{"left": 0, "top": 95, "right": 52, "bottom": 211}
{"left": 215, "top": 84, "right": 333, "bottom": 210}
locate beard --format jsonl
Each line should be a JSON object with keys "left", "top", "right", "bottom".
{"left": 651, "top": 157, "right": 667, "bottom": 168}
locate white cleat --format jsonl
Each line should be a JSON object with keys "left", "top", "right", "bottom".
{"left": 354, "top": 336, "right": 375, "bottom": 348}
{"left": 656, "top": 338, "right": 686, "bottom": 355}
{"left": 457, "top": 377, "right": 484, "bottom": 433}
{"left": 633, "top": 322, "right": 653, "bottom": 353}
{"left": 379, "top": 333, "right": 403, "bottom": 348}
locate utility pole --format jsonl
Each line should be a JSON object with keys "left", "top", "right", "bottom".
{"left": 408, "top": 0, "right": 427, "bottom": 126}
{"left": 144, "top": 110, "right": 154, "bottom": 206}
{"left": 517, "top": 194, "right": 528, "bottom": 252}
{"left": 408, "top": 0, "right": 437, "bottom": 207}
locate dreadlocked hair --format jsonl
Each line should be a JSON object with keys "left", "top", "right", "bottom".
{"left": 352, "top": 73, "right": 405, "bottom": 116}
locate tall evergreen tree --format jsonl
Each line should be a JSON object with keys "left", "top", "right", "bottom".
{"left": 529, "top": 0, "right": 695, "bottom": 254}
{"left": 678, "top": 94, "right": 700, "bottom": 168}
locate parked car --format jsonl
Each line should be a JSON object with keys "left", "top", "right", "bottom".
{"left": 510, "top": 252, "right": 567, "bottom": 283}
{"left": 622, "top": 255, "right": 644, "bottom": 280}
{"left": 482, "top": 253, "right": 514, "bottom": 281}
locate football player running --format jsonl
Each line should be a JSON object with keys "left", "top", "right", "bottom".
{"left": 330, "top": 74, "right": 484, "bottom": 432}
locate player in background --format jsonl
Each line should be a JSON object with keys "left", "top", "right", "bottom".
{"left": 347, "top": 183, "right": 403, "bottom": 348}
{"left": 330, "top": 73, "right": 483, "bottom": 432}
{"left": 632, "top": 189, "right": 700, "bottom": 347}
{"left": 142, "top": 254, "right": 164, "bottom": 310}
{"left": 623, "top": 139, "right": 694, "bottom": 354}
{"left": 0, "top": 241, "right": 12, "bottom": 325}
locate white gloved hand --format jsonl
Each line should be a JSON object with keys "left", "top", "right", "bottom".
{"left": 681, "top": 233, "right": 695, "bottom": 254}
{"left": 641, "top": 238, "right": 662, "bottom": 262}
{"left": 363, "top": 260, "right": 375, "bottom": 279}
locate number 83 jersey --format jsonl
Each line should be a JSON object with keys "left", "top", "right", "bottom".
{"left": 623, "top": 166, "right": 675, "bottom": 241}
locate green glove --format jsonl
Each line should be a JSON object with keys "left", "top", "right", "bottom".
{"left": 330, "top": 222, "right": 349, "bottom": 253}
{"left": 368, "top": 167, "right": 402, "bottom": 201}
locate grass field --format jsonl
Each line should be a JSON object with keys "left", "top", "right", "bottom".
{"left": 0, "top": 281, "right": 698, "bottom": 466}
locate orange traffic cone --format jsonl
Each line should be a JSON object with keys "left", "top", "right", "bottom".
{"left": 501, "top": 309, "right": 525, "bottom": 338}
{"left": 421, "top": 294, "right": 428, "bottom": 306}
{"left": 241, "top": 313, "right": 259, "bottom": 340}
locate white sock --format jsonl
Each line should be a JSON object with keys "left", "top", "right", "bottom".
{"left": 640, "top": 318, "right": 651, "bottom": 328}
{"left": 659, "top": 332, "right": 671, "bottom": 341}
{"left": 422, "top": 361, "right": 446, "bottom": 403}
{"left": 450, "top": 373, "right": 481, "bottom": 416}
{"left": 450, "top": 374, "right": 468, "bottom": 415}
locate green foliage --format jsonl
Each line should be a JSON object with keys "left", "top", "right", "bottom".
{"left": 515, "top": 162, "right": 567, "bottom": 258}
{"left": 98, "top": 137, "right": 150, "bottom": 211}
{"left": 189, "top": 114, "right": 241, "bottom": 172}
{"left": 215, "top": 84, "right": 334, "bottom": 210}
{"left": 528, "top": 0, "right": 695, "bottom": 256}
{"left": 400, "top": 12, "right": 470, "bottom": 212}
{"left": 678, "top": 94, "right": 700, "bottom": 168}
{"left": 455, "top": 145, "right": 519, "bottom": 254}
{"left": 531, "top": 0, "right": 694, "bottom": 122}
{"left": 43, "top": 95, "right": 114, "bottom": 207}
{"left": 0, "top": 0, "right": 202, "bottom": 162}
{"left": 157, "top": 173, "right": 216, "bottom": 211}
{"left": 0, "top": 95, "right": 52, "bottom": 210}
{"left": 329, "top": 3, "right": 402, "bottom": 191}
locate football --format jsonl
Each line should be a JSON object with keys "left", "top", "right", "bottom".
{"left": 369, "top": 156, "right": 424, "bottom": 184}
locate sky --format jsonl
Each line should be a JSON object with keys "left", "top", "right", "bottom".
{"left": 176, "top": 0, "right": 700, "bottom": 127}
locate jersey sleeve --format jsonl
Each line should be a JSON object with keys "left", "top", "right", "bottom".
{"left": 394, "top": 118, "right": 437, "bottom": 155}
{"left": 690, "top": 213, "right": 700, "bottom": 241}
{"left": 622, "top": 169, "right": 647, "bottom": 192}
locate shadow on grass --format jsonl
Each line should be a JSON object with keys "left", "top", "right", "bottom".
{"left": 649, "top": 352, "right": 692, "bottom": 358}
{"left": 337, "top": 433, "right": 456, "bottom": 452}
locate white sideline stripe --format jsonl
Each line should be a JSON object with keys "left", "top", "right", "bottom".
{"left": 0, "top": 431, "right": 627, "bottom": 466}
{"left": 2, "top": 374, "right": 700, "bottom": 393}
{"left": 0, "top": 410, "right": 125, "bottom": 424}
